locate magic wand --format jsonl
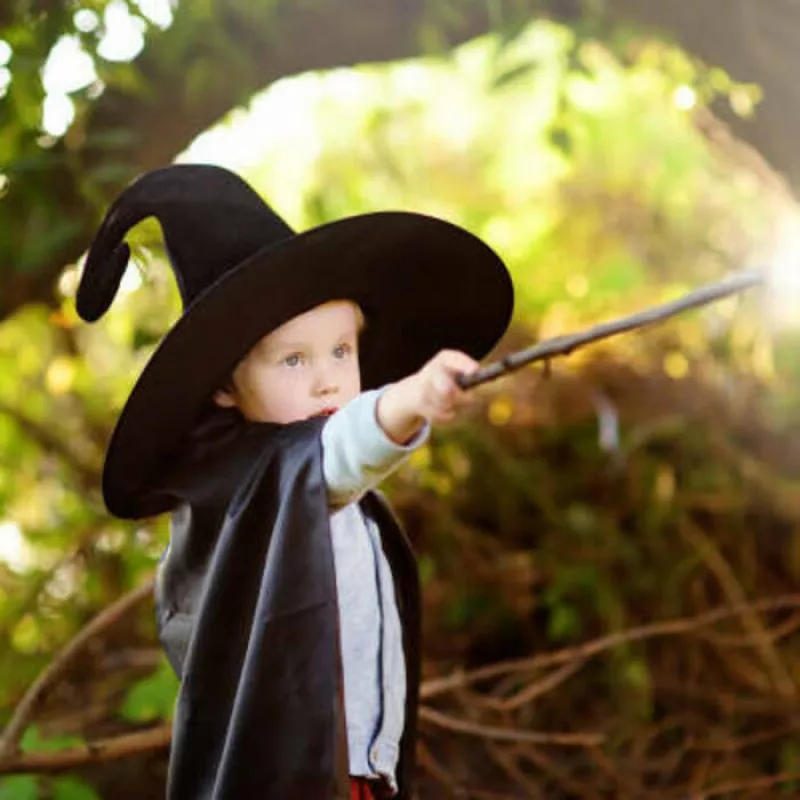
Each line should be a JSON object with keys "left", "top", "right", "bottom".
{"left": 457, "top": 268, "right": 766, "bottom": 390}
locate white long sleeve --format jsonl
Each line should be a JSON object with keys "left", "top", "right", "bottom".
{"left": 321, "top": 388, "right": 428, "bottom": 508}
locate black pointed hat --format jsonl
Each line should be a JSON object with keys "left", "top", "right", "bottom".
{"left": 77, "top": 164, "right": 514, "bottom": 519}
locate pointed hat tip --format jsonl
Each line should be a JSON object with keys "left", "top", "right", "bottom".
{"left": 76, "top": 241, "right": 131, "bottom": 322}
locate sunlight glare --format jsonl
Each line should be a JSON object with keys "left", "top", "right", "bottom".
{"left": 766, "top": 211, "right": 800, "bottom": 329}
{"left": 184, "top": 74, "right": 322, "bottom": 171}
{"left": 42, "top": 0, "right": 149, "bottom": 137}
{"left": 673, "top": 85, "right": 697, "bottom": 111}
{"left": 98, "top": 0, "right": 146, "bottom": 62}
{"left": 0, "top": 520, "right": 34, "bottom": 573}
{"left": 43, "top": 93, "right": 75, "bottom": 137}
{"left": 134, "top": 0, "right": 175, "bottom": 30}
{"left": 74, "top": 9, "right": 100, "bottom": 33}
{"left": 42, "top": 36, "right": 97, "bottom": 94}
{"left": 119, "top": 262, "right": 143, "bottom": 295}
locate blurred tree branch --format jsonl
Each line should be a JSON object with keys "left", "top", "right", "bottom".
{"left": 420, "top": 594, "right": 800, "bottom": 699}
{"left": 0, "top": 400, "right": 100, "bottom": 490}
{"left": 0, "top": 725, "right": 171, "bottom": 775}
{"left": 0, "top": 579, "right": 155, "bottom": 764}
{"left": 4, "top": 593, "right": 799, "bottom": 788}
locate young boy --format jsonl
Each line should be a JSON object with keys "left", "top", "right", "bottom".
{"left": 213, "top": 299, "right": 478, "bottom": 799}
{"left": 76, "top": 164, "right": 513, "bottom": 799}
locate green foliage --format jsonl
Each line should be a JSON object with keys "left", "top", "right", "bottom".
{"left": 0, "top": 729, "right": 97, "bottom": 800}
{"left": 0, "top": 774, "right": 101, "bottom": 800}
{"left": 20, "top": 726, "right": 84, "bottom": 754}
{"left": 118, "top": 658, "right": 178, "bottom": 723}
{"left": 0, "top": 1, "right": 154, "bottom": 280}
{"left": 51, "top": 778, "right": 100, "bottom": 800}
{"left": 0, "top": 10, "right": 797, "bottom": 797}
{"left": 0, "top": 776, "right": 38, "bottom": 800}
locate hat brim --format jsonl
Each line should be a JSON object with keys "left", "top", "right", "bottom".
{"left": 101, "top": 211, "right": 513, "bottom": 518}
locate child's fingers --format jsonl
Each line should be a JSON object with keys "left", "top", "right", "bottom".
{"left": 432, "top": 370, "right": 456, "bottom": 398}
{"left": 436, "top": 349, "right": 480, "bottom": 377}
{"left": 428, "top": 367, "right": 473, "bottom": 415}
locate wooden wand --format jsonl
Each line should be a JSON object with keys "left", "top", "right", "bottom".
{"left": 457, "top": 268, "right": 766, "bottom": 390}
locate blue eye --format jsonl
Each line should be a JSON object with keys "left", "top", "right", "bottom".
{"left": 284, "top": 353, "right": 301, "bottom": 367}
{"left": 333, "top": 343, "right": 351, "bottom": 359}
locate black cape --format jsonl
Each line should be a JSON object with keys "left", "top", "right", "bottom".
{"left": 150, "top": 408, "right": 421, "bottom": 799}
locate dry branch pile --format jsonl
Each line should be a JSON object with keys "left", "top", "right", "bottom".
{"left": 398, "top": 350, "right": 800, "bottom": 798}
{"left": 1, "top": 340, "right": 798, "bottom": 799}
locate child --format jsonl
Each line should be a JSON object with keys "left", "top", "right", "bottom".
{"left": 76, "top": 164, "right": 513, "bottom": 799}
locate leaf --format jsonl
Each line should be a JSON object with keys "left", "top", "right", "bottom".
{"left": 490, "top": 61, "right": 538, "bottom": 90}
{"left": 0, "top": 775, "right": 39, "bottom": 800}
{"left": 51, "top": 777, "right": 101, "bottom": 800}
{"left": 548, "top": 603, "right": 582, "bottom": 641}
{"left": 418, "top": 553, "right": 436, "bottom": 586}
{"left": 547, "top": 123, "right": 573, "bottom": 155}
{"left": 83, "top": 127, "right": 138, "bottom": 151}
{"left": 87, "top": 161, "right": 136, "bottom": 187}
{"left": 20, "top": 726, "right": 84, "bottom": 754}
{"left": 10, "top": 615, "right": 42, "bottom": 654}
{"left": 119, "top": 658, "right": 179, "bottom": 723}
{"left": 15, "top": 218, "right": 83, "bottom": 274}
{"left": 131, "top": 326, "right": 161, "bottom": 351}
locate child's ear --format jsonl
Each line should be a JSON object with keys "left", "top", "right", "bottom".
{"left": 213, "top": 388, "right": 237, "bottom": 409}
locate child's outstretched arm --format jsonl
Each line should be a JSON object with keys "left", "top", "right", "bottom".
{"left": 321, "top": 349, "right": 479, "bottom": 508}
{"left": 376, "top": 349, "right": 479, "bottom": 445}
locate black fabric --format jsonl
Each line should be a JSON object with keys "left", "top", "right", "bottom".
{"left": 153, "top": 409, "right": 421, "bottom": 800}
{"left": 76, "top": 165, "right": 294, "bottom": 319}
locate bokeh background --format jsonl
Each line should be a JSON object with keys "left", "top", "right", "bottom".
{"left": 1, "top": 2, "right": 799, "bottom": 798}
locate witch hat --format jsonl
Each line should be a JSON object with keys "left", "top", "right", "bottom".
{"left": 77, "top": 164, "right": 514, "bottom": 518}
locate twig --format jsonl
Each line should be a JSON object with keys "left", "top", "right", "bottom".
{"left": 691, "top": 723, "right": 800, "bottom": 753}
{"left": 688, "top": 753, "right": 714, "bottom": 796}
{"left": 0, "top": 400, "right": 100, "bottom": 490}
{"left": 0, "top": 578, "right": 155, "bottom": 763}
{"left": 717, "top": 648, "right": 781, "bottom": 696}
{"left": 11, "top": 524, "right": 104, "bottom": 629}
{"left": 695, "top": 610, "right": 800, "bottom": 648}
{"left": 34, "top": 703, "right": 116, "bottom": 739}
{"left": 699, "top": 770, "right": 800, "bottom": 797}
{"left": 483, "top": 741, "right": 545, "bottom": 799}
{"left": 418, "top": 706, "right": 603, "bottom": 747}
{"left": 655, "top": 679, "right": 787, "bottom": 716}
{"left": 415, "top": 740, "right": 464, "bottom": 798}
{"left": 679, "top": 519, "right": 796, "bottom": 698}
{"left": 99, "top": 646, "right": 163, "bottom": 671}
{"left": 708, "top": 433, "right": 800, "bottom": 518}
{"left": 693, "top": 107, "right": 795, "bottom": 204}
{"left": 458, "top": 269, "right": 765, "bottom": 389}
{"left": 481, "top": 659, "right": 586, "bottom": 712}
{"left": 520, "top": 745, "right": 605, "bottom": 800}
{"left": 0, "top": 725, "right": 171, "bottom": 775}
{"left": 588, "top": 744, "right": 641, "bottom": 796}
{"left": 420, "top": 595, "right": 800, "bottom": 699}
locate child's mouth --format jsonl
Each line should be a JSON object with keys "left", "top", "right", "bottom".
{"left": 313, "top": 407, "right": 337, "bottom": 418}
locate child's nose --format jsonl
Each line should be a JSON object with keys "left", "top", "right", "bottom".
{"left": 313, "top": 368, "right": 338, "bottom": 396}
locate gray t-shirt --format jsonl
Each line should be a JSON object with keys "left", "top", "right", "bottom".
{"left": 321, "top": 389, "right": 428, "bottom": 791}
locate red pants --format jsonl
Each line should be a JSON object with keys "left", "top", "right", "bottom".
{"left": 350, "top": 777, "right": 391, "bottom": 799}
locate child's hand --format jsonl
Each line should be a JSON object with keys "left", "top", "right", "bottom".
{"left": 376, "top": 349, "right": 479, "bottom": 445}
